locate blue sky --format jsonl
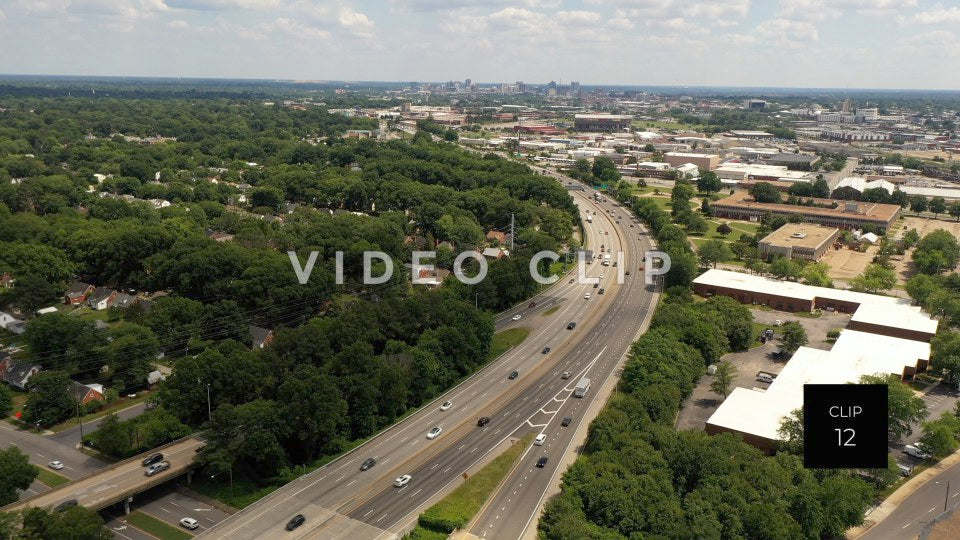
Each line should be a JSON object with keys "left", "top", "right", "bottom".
{"left": 0, "top": 0, "right": 958, "bottom": 89}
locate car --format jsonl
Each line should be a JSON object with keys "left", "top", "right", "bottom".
{"left": 285, "top": 514, "right": 306, "bottom": 531}
{"left": 584, "top": 293, "right": 591, "bottom": 299}
{"left": 904, "top": 444, "right": 930, "bottom": 459}
{"left": 529, "top": 301, "right": 536, "bottom": 308}
{"left": 605, "top": 231, "right": 609, "bottom": 235}
{"left": 360, "top": 458, "right": 377, "bottom": 471}
{"left": 568, "top": 278, "right": 575, "bottom": 283}
{"left": 630, "top": 224, "right": 634, "bottom": 227}
{"left": 440, "top": 400, "right": 453, "bottom": 411}
{"left": 180, "top": 518, "right": 199, "bottom": 530}
{"left": 394, "top": 474, "right": 412, "bottom": 487}
{"left": 561, "top": 416, "right": 572, "bottom": 427}
{"left": 774, "top": 320, "right": 783, "bottom": 326}
{"left": 598, "top": 288, "right": 605, "bottom": 294}
{"left": 567, "top": 322, "right": 576, "bottom": 330}
{"left": 561, "top": 371, "right": 572, "bottom": 379}
{"left": 477, "top": 417, "right": 490, "bottom": 427}
{"left": 427, "top": 427, "right": 443, "bottom": 439}
{"left": 145, "top": 461, "right": 170, "bottom": 476}
{"left": 54, "top": 500, "right": 77, "bottom": 512}
{"left": 593, "top": 282, "right": 599, "bottom": 288}
{"left": 508, "top": 370, "right": 519, "bottom": 379}
{"left": 599, "top": 273, "right": 604, "bottom": 279}
{"left": 541, "top": 347, "right": 551, "bottom": 354}
{"left": 511, "top": 314, "right": 521, "bottom": 321}
{"left": 625, "top": 270, "right": 631, "bottom": 275}
{"left": 141, "top": 453, "right": 164, "bottom": 467}
{"left": 763, "top": 329, "right": 775, "bottom": 339}
{"left": 48, "top": 461, "right": 64, "bottom": 470}
{"left": 534, "top": 433, "right": 547, "bottom": 446}
{"left": 536, "top": 457, "right": 549, "bottom": 468}
{"left": 898, "top": 463, "right": 914, "bottom": 477}
{"left": 756, "top": 373, "right": 775, "bottom": 384}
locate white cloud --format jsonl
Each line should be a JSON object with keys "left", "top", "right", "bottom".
{"left": 338, "top": 6, "right": 374, "bottom": 37}
{"left": 909, "top": 5, "right": 960, "bottom": 24}
{"left": 167, "top": 18, "right": 189, "bottom": 28}
{"left": 263, "top": 16, "right": 331, "bottom": 40}
{"left": 164, "top": 0, "right": 284, "bottom": 10}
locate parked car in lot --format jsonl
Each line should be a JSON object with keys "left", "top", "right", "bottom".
{"left": 536, "top": 457, "right": 549, "bottom": 468}
{"left": 48, "top": 461, "right": 64, "bottom": 470}
{"left": 561, "top": 417, "right": 572, "bottom": 427}
{"left": 898, "top": 463, "right": 914, "bottom": 477}
{"left": 360, "top": 458, "right": 376, "bottom": 471}
{"left": 180, "top": 518, "right": 199, "bottom": 530}
{"left": 394, "top": 474, "right": 412, "bottom": 487}
{"left": 145, "top": 461, "right": 170, "bottom": 476}
{"left": 285, "top": 514, "right": 305, "bottom": 531}
{"left": 904, "top": 444, "right": 930, "bottom": 459}
{"left": 440, "top": 400, "right": 453, "bottom": 411}
{"left": 426, "top": 427, "right": 443, "bottom": 439}
{"left": 756, "top": 373, "right": 774, "bottom": 384}
{"left": 477, "top": 417, "right": 490, "bottom": 427}
{"left": 141, "top": 453, "right": 164, "bottom": 467}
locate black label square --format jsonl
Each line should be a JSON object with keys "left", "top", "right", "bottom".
{"left": 803, "top": 384, "right": 888, "bottom": 468}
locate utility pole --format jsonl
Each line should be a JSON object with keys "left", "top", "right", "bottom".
{"left": 75, "top": 386, "right": 84, "bottom": 447}
{"left": 510, "top": 213, "right": 515, "bottom": 251}
{"left": 946, "top": 480, "right": 951, "bottom": 512}
{"left": 206, "top": 383, "right": 212, "bottom": 422}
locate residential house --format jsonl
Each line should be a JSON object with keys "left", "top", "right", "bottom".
{"left": 249, "top": 325, "right": 275, "bottom": 349}
{"left": 70, "top": 382, "right": 106, "bottom": 405}
{"left": 404, "top": 235, "right": 428, "bottom": 250}
{"left": 486, "top": 230, "right": 507, "bottom": 246}
{"left": 3, "top": 361, "right": 41, "bottom": 390}
{"left": 111, "top": 293, "right": 136, "bottom": 309}
{"left": 147, "top": 370, "right": 167, "bottom": 386}
{"left": 481, "top": 247, "right": 510, "bottom": 260}
{"left": 65, "top": 282, "right": 95, "bottom": 305}
{"left": 0, "top": 311, "right": 26, "bottom": 335}
{"left": 0, "top": 272, "right": 14, "bottom": 289}
{"left": 87, "top": 287, "right": 117, "bottom": 311}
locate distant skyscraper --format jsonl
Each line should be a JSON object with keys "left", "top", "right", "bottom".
{"left": 516, "top": 81, "right": 526, "bottom": 93}
{"left": 842, "top": 98, "right": 851, "bottom": 113}
{"left": 571, "top": 81, "right": 581, "bottom": 94}
{"left": 464, "top": 78, "right": 471, "bottom": 87}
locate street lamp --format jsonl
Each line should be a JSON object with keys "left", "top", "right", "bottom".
{"left": 210, "top": 468, "right": 233, "bottom": 498}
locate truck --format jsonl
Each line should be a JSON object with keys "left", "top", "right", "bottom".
{"left": 586, "top": 214, "right": 593, "bottom": 223}
{"left": 573, "top": 377, "right": 591, "bottom": 398}
{"left": 602, "top": 253, "right": 611, "bottom": 266}
{"left": 593, "top": 192, "right": 602, "bottom": 202}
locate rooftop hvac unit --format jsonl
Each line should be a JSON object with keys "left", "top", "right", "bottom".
{"left": 791, "top": 232, "right": 807, "bottom": 239}
{"left": 844, "top": 202, "right": 859, "bottom": 213}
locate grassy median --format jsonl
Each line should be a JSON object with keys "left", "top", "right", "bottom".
{"left": 33, "top": 466, "right": 70, "bottom": 487}
{"left": 406, "top": 433, "right": 535, "bottom": 538}
{"left": 487, "top": 327, "right": 530, "bottom": 361}
{"left": 126, "top": 511, "right": 193, "bottom": 540}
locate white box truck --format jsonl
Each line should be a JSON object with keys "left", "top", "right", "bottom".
{"left": 573, "top": 377, "right": 591, "bottom": 398}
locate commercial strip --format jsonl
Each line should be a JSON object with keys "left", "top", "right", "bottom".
{"left": 711, "top": 191, "right": 901, "bottom": 233}
{"left": 694, "top": 269, "right": 939, "bottom": 452}
{"left": 758, "top": 223, "right": 839, "bottom": 261}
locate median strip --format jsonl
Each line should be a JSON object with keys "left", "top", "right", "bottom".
{"left": 33, "top": 466, "right": 70, "bottom": 488}
{"left": 125, "top": 510, "right": 193, "bottom": 540}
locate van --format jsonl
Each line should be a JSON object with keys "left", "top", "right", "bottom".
{"left": 534, "top": 433, "right": 547, "bottom": 446}
{"left": 756, "top": 373, "right": 774, "bottom": 384}
{"left": 904, "top": 444, "right": 930, "bottom": 459}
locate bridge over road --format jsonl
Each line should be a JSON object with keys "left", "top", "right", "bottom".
{"left": 2, "top": 437, "right": 205, "bottom": 514}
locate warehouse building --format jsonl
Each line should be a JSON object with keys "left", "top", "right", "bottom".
{"left": 761, "top": 153, "right": 822, "bottom": 170}
{"left": 573, "top": 114, "right": 633, "bottom": 132}
{"left": 711, "top": 191, "right": 901, "bottom": 233}
{"left": 758, "top": 224, "right": 839, "bottom": 261}
{"left": 664, "top": 152, "right": 720, "bottom": 171}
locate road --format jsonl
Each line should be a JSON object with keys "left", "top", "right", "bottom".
{"left": 201, "top": 174, "right": 655, "bottom": 539}
{"left": 0, "top": 420, "right": 107, "bottom": 480}
{"left": 2, "top": 437, "right": 205, "bottom": 513}
{"left": 859, "top": 459, "right": 960, "bottom": 540}
{"left": 104, "top": 486, "right": 231, "bottom": 539}
{"left": 48, "top": 402, "right": 147, "bottom": 449}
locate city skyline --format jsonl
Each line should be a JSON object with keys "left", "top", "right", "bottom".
{"left": 1, "top": 1, "right": 959, "bottom": 89}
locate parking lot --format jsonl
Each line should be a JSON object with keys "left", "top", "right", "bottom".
{"left": 102, "top": 485, "right": 231, "bottom": 539}
{"left": 675, "top": 308, "right": 851, "bottom": 431}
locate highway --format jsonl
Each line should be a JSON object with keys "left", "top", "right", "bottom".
{"left": 2, "top": 437, "right": 205, "bottom": 513}
{"left": 202, "top": 171, "right": 657, "bottom": 539}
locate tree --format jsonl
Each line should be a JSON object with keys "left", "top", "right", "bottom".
{"left": 698, "top": 240, "right": 732, "bottom": 268}
{"left": 949, "top": 202, "right": 960, "bottom": 221}
{"left": 749, "top": 182, "right": 781, "bottom": 203}
{"left": 913, "top": 229, "right": 960, "bottom": 274}
{"left": 716, "top": 222, "right": 732, "bottom": 237}
{"left": 17, "top": 506, "right": 111, "bottom": 540}
{"left": 670, "top": 182, "right": 695, "bottom": 218}
{"left": 931, "top": 331, "right": 960, "bottom": 388}
{"left": 811, "top": 177, "right": 830, "bottom": 198}
{"left": 801, "top": 262, "right": 832, "bottom": 287}
{"left": 709, "top": 361, "right": 737, "bottom": 399}
{"left": 696, "top": 171, "right": 722, "bottom": 193}
{"left": 591, "top": 156, "right": 621, "bottom": 184}
{"left": 849, "top": 263, "right": 897, "bottom": 293}
{"left": 769, "top": 257, "right": 802, "bottom": 280}
{"left": 685, "top": 213, "right": 709, "bottom": 235}
{"left": 10, "top": 274, "right": 57, "bottom": 314}
{"left": 23, "top": 371, "right": 74, "bottom": 428}
{"left": 905, "top": 274, "right": 940, "bottom": 306}
{"left": 919, "top": 412, "right": 960, "bottom": 457}
{"left": 930, "top": 196, "right": 947, "bottom": 218}
{"left": 0, "top": 385, "right": 11, "bottom": 418}
{"left": 91, "top": 413, "right": 133, "bottom": 457}
{"left": 779, "top": 322, "right": 808, "bottom": 354}
{"left": 860, "top": 374, "right": 927, "bottom": 441}
{"left": 909, "top": 195, "right": 928, "bottom": 214}
{"left": 902, "top": 228, "right": 920, "bottom": 249}
{"left": 777, "top": 409, "right": 804, "bottom": 454}
{"left": 0, "top": 446, "right": 38, "bottom": 505}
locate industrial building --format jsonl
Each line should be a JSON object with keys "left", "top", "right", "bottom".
{"left": 714, "top": 163, "right": 813, "bottom": 183}
{"left": 711, "top": 191, "right": 901, "bottom": 233}
{"left": 664, "top": 152, "right": 719, "bottom": 171}
{"left": 758, "top": 224, "right": 839, "bottom": 261}
{"left": 761, "top": 153, "right": 822, "bottom": 170}
{"left": 573, "top": 114, "right": 633, "bottom": 132}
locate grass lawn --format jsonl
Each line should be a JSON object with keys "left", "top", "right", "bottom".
{"left": 410, "top": 433, "right": 535, "bottom": 537}
{"left": 487, "top": 327, "right": 531, "bottom": 362}
{"left": 33, "top": 466, "right": 70, "bottom": 487}
{"left": 125, "top": 511, "right": 193, "bottom": 540}
{"left": 750, "top": 322, "right": 775, "bottom": 349}
{"left": 47, "top": 393, "right": 150, "bottom": 433}
{"left": 541, "top": 305, "right": 561, "bottom": 317}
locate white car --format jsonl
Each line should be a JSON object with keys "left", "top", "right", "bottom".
{"left": 599, "top": 273, "right": 604, "bottom": 279}
{"left": 511, "top": 314, "right": 521, "bottom": 321}
{"left": 427, "top": 427, "right": 443, "bottom": 439}
{"left": 48, "top": 461, "right": 64, "bottom": 470}
{"left": 584, "top": 293, "right": 591, "bottom": 299}
{"left": 179, "top": 518, "right": 199, "bottom": 530}
{"left": 440, "top": 401, "right": 452, "bottom": 411}
{"left": 774, "top": 320, "right": 783, "bottom": 326}
{"left": 394, "top": 474, "right": 412, "bottom": 487}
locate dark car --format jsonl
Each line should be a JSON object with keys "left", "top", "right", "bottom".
{"left": 141, "top": 453, "right": 164, "bottom": 467}
{"left": 593, "top": 282, "right": 599, "bottom": 288}
{"left": 285, "top": 514, "right": 306, "bottom": 531}
{"left": 536, "top": 457, "right": 549, "bottom": 468}
{"left": 567, "top": 322, "right": 576, "bottom": 330}
{"left": 508, "top": 370, "right": 519, "bottom": 380}
{"left": 54, "top": 500, "right": 77, "bottom": 512}
{"left": 598, "top": 288, "right": 605, "bottom": 294}
{"left": 541, "top": 347, "right": 551, "bottom": 354}
{"left": 360, "top": 458, "right": 376, "bottom": 471}
{"left": 528, "top": 301, "right": 536, "bottom": 308}
{"left": 561, "top": 416, "right": 572, "bottom": 427}
{"left": 477, "top": 416, "right": 490, "bottom": 427}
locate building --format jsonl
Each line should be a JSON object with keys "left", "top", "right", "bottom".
{"left": 728, "top": 130, "right": 774, "bottom": 139}
{"left": 663, "top": 152, "right": 719, "bottom": 171}
{"left": 715, "top": 163, "right": 813, "bottom": 184}
{"left": 693, "top": 269, "right": 938, "bottom": 341}
{"left": 249, "top": 325, "right": 275, "bottom": 349}
{"left": 758, "top": 224, "right": 839, "bottom": 261}
{"left": 573, "top": 114, "right": 632, "bottom": 132}
{"left": 711, "top": 191, "right": 901, "bottom": 233}
{"left": 742, "top": 99, "right": 767, "bottom": 110}
{"left": 87, "top": 287, "right": 117, "bottom": 311}
{"left": 70, "top": 382, "right": 106, "bottom": 405}
{"left": 65, "top": 282, "right": 95, "bottom": 305}
{"left": 0, "top": 273, "right": 14, "bottom": 289}
{"left": 761, "top": 153, "right": 821, "bottom": 170}
{"left": 834, "top": 177, "right": 896, "bottom": 196}
{"left": 2, "top": 361, "right": 42, "bottom": 390}
{"left": 821, "top": 129, "right": 889, "bottom": 142}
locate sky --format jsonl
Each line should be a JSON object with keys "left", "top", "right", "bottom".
{"left": 0, "top": 0, "right": 958, "bottom": 89}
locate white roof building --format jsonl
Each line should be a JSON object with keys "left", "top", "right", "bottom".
{"left": 836, "top": 177, "right": 896, "bottom": 195}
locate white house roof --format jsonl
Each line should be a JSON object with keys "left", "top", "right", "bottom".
{"left": 836, "top": 177, "right": 896, "bottom": 194}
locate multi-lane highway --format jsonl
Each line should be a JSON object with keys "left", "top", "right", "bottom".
{"left": 202, "top": 170, "right": 658, "bottom": 539}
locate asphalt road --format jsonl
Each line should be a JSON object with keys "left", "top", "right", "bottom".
{"left": 859, "top": 459, "right": 960, "bottom": 540}
{"left": 48, "top": 402, "right": 147, "bottom": 449}
{"left": 0, "top": 420, "right": 108, "bottom": 480}
{"left": 201, "top": 179, "right": 653, "bottom": 539}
